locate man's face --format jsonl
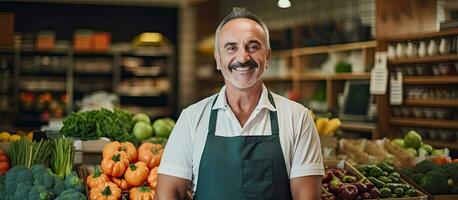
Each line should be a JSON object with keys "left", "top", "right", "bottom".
{"left": 215, "top": 18, "right": 271, "bottom": 90}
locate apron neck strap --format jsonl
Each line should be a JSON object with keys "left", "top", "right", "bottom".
{"left": 207, "top": 91, "right": 279, "bottom": 136}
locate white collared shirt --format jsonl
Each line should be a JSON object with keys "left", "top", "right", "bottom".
{"left": 159, "top": 84, "right": 324, "bottom": 192}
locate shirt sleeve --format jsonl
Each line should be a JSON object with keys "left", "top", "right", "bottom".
{"left": 158, "top": 108, "right": 193, "bottom": 180}
{"left": 289, "top": 109, "right": 325, "bottom": 178}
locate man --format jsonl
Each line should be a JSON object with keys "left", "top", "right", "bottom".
{"left": 156, "top": 7, "right": 324, "bottom": 200}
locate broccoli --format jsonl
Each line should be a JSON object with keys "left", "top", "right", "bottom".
{"left": 420, "top": 170, "right": 449, "bottom": 195}
{"left": 55, "top": 189, "right": 87, "bottom": 200}
{"left": 28, "top": 184, "right": 54, "bottom": 200}
{"left": 414, "top": 160, "right": 437, "bottom": 174}
{"left": 411, "top": 173, "right": 424, "bottom": 183}
{"left": 64, "top": 171, "right": 84, "bottom": 192}
{"left": 52, "top": 175, "right": 66, "bottom": 196}
{"left": 32, "top": 164, "right": 55, "bottom": 190}
{"left": 5, "top": 166, "right": 33, "bottom": 194}
{"left": 0, "top": 175, "right": 5, "bottom": 191}
{"left": 13, "top": 182, "right": 33, "bottom": 200}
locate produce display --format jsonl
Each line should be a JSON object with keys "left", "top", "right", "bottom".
{"left": 390, "top": 130, "right": 445, "bottom": 158}
{"left": 315, "top": 117, "right": 341, "bottom": 136}
{"left": 0, "top": 131, "right": 33, "bottom": 142}
{"left": 85, "top": 141, "right": 162, "bottom": 199}
{"left": 0, "top": 137, "right": 85, "bottom": 199}
{"left": 358, "top": 161, "right": 419, "bottom": 198}
{"left": 321, "top": 162, "right": 380, "bottom": 199}
{"left": 0, "top": 149, "right": 9, "bottom": 176}
{"left": 339, "top": 139, "right": 395, "bottom": 165}
{"left": 60, "top": 109, "right": 174, "bottom": 145}
{"left": 401, "top": 160, "right": 458, "bottom": 195}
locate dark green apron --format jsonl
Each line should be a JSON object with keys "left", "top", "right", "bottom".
{"left": 194, "top": 92, "right": 292, "bottom": 200}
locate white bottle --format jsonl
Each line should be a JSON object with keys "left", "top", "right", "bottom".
{"left": 439, "top": 37, "right": 450, "bottom": 54}
{"left": 418, "top": 41, "right": 427, "bottom": 57}
{"left": 387, "top": 43, "right": 396, "bottom": 60}
{"left": 406, "top": 41, "right": 417, "bottom": 57}
{"left": 396, "top": 42, "right": 406, "bottom": 58}
{"left": 427, "top": 39, "right": 438, "bottom": 56}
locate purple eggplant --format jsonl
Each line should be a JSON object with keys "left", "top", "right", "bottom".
{"left": 338, "top": 184, "right": 359, "bottom": 200}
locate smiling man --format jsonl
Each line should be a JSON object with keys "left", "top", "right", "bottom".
{"left": 155, "top": 7, "right": 324, "bottom": 200}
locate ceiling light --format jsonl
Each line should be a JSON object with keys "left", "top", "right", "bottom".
{"left": 277, "top": 0, "right": 291, "bottom": 8}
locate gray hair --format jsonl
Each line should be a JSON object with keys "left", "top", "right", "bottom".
{"left": 214, "top": 7, "right": 270, "bottom": 53}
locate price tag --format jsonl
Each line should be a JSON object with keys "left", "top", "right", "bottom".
{"left": 370, "top": 52, "right": 388, "bottom": 95}
{"left": 390, "top": 72, "right": 403, "bottom": 105}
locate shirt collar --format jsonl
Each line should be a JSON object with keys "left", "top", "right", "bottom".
{"left": 212, "top": 84, "right": 276, "bottom": 112}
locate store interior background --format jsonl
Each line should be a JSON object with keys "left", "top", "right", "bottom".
{"left": 1, "top": 0, "right": 457, "bottom": 155}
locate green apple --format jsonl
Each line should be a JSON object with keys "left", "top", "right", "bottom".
{"left": 152, "top": 118, "right": 175, "bottom": 138}
{"left": 406, "top": 148, "right": 418, "bottom": 157}
{"left": 404, "top": 130, "right": 422, "bottom": 149}
{"left": 421, "top": 144, "right": 433, "bottom": 155}
{"left": 391, "top": 138, "right": 405, "bottom": 148}
{"left": 133, "top": 121, "right": 153, "bottom": 140}
{"left": 133, "top": 113, "right": 151, "bottom": 124}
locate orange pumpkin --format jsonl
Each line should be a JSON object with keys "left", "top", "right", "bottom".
{"left": 87, "top": 167, "right": 111, "bottom": 189}
{"left": 125, "top": 161, "right": 149, "bottom": 187}
{"left": 452, "top": 158, "right": 458, "bottom": 163}
{"left": 129, "top": 184, "right": 155, "bottom": 200}
{"left": 138, "top": 143, "right": 163, "bottom": 169}
{"left": 147, "top": 167, "right": 158, "bottom": 190}
{"left": 90, "top": 182, "right": 122, "bottom": 200}
{"left": 0, "top": 150, "right": 9, "bottom": 176}
{"left": 112, "top": 176, "right": 132, "bottom": 190}
{"left": 101, "top": 153, "right": 129, "bottom": 177}
{"left": 103, "top": 141, "right": 138, "bottom": 163}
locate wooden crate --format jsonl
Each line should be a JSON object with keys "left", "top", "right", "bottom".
{"left": 328, "top": 159, "right": 428, "bottom": 200}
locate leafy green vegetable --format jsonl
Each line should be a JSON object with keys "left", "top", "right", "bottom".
{"left": 60, "top": 108, "right": 134, "bottom": 141}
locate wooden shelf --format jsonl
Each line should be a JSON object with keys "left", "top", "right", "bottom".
{"left": 423, "top": 139, "right": 458, "bottom": 150}
{"left": 383, "top": 28, "right": 458, "bottom": 42}
{"left": 404, "top": 99, "right": 458, "bottom": 107}
{"left": 390, "top": 117, "right": 458, "bottom": 129}
{"left": 331, "top": 73, "right": 371, "bottom": 80}
{"left": 340, "top": 121, "right": 376, "bottom": 132}
{"left": 291, "top": 41, "right": 376, "bottom": 56}
{"left": 403, "top": 76, "right": 458, "bottom": 84}
{"left": 388, "top": 54, "right": 458, "bottom": 65}
{"left": 299, "top": 73, "right": 371, "bottom": 81}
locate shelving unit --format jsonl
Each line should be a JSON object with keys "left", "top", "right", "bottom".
{"left": 196, "top": 41, "right": 376, "bottom": 111}
{"left": 377, "top": 28, "right": 458, "bottom": 150}
{"left": 117, "top": 47, "right": 176, "bottom": 119}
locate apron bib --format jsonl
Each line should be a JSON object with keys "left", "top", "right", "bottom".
{"left": 194, "top": 92, "right": 292, "bottom": 200}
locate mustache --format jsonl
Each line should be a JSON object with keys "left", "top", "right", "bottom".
{"left": 228, "top": 59, "right": 258, "bottom": 71}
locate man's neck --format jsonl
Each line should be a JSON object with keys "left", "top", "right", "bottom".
{"left": 225, "top": 82, "right": 263, "bottom": 127}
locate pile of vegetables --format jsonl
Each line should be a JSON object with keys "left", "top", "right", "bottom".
{"left": 0, "top": 149, "right": 9, "bottom": 176}
{"left": 0, "top": 131, "right": 33, "bottom": 142}
{"left": 0, "top": 164, "right": 86, "bottom": 200}
{"left": 60, "top": 109, "right": 175, "bottom": 145}
{"left": 321, "top": 165, "right": 379, "bottom": 199}
{"left": 9, "top": 138, "right": 52, "bottom": 168}
{"left": 60, "top": 108, "right": 134, "bottom": 141}
{"left": 86, "top": 141, "right": 163, "bottom": 199}
{"left": 358, "top": 161, "right": 418, "bottom": 198}
{"left": 401, "top": 159, "right": 458, "bottom": 195}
